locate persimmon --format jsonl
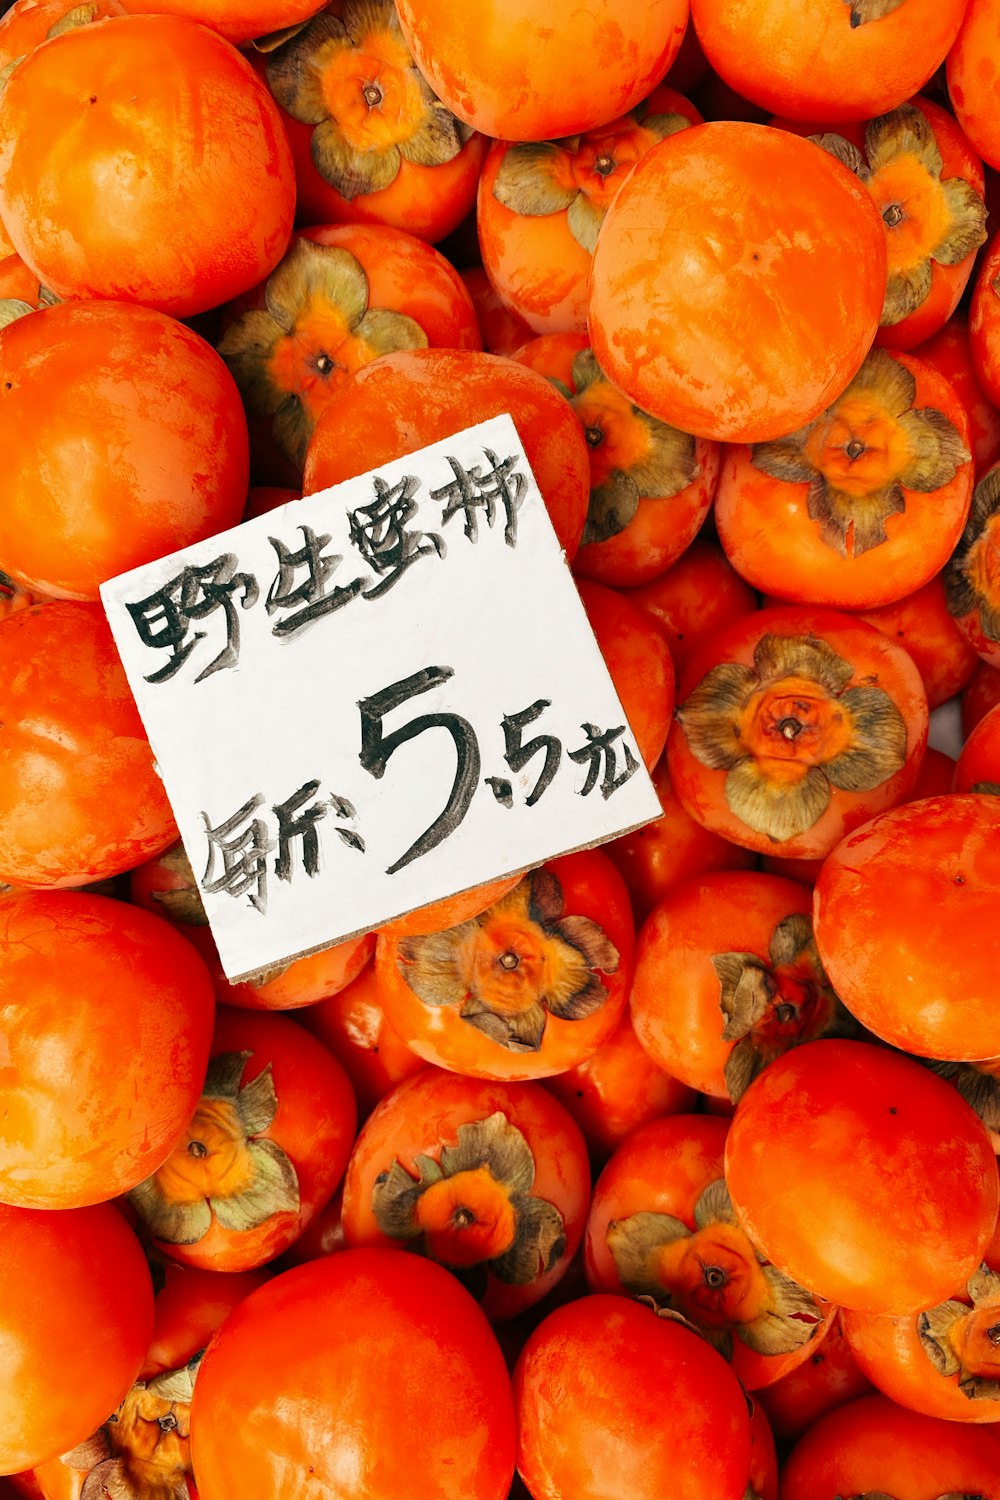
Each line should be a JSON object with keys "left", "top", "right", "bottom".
{"left": 813, "top": 793, "right": 1000, "bottom": 1060}
{"left": 373, "top": 850, "right": 635, "bottom": 1082}
{"left": 127, "top": 1007, "right": 357, "bottom": 1272}
{"left": 964, "top": 659, "right": 1000, "bottom": 736}
{"left": 0, "top": 604, "right": 177, "bottom": 887}
{"left": 714, "top": 348, "right": 973, "bottom": 608}
{"left": 0, "top": 891, "right": 216, "bottom": 1209}
{"left": 189, "top": 1249, "right": 516, "bottom": 1500}
{"left": 514, "top": 1293, "right": 752, "bottom": 1500}
{"left": 0, "top": 15, "right": 295, "bottom": 316}
{"left": 302, "top": 347, "right": 591, "bottom": 560}
{"left": 918, "top": 314, "right": 1000, "bottom": 477}
{"left": 541, "top": 1010, "right": 698, "bottom": 1163}
{"left": 855, "top": 571, "right": 980, "bottom": 708}
{"left": 691, "top": 0, "right": 967, "bottom": 123}
{"left": 583, "top": 1114, "right": 831, "bottom": 1391}
{"left": 945, "top": 459, "right": 1000, "bottom": 667}
{"left": 969, "top": 230, "right": 1000, "bottom": 410}
{"left": 631, "top": 870, "right": 855, "bottom": 1103}
{"left": 754, "top": 1310, "right": 875, "bottom": 1442}
{"left": 259, "top": 0, "right": 488, "bottom": 242}
{"left": 374, "top": 873, "right": 523, "bottom": 939}
{"left": 603, "top": 756, "right": 754, "bottom": 927}
{"left": 459, "top": 267, "right": 535, "bottom": 355}
{"left": 243, "top": 484, "right": 301, "bottom": 521}
{"left": 341, "top": 1069, "right": 590, "bottom": 1320}
{"left": 123, "top": 0, "right": 334, "bottom": 45}
{"left": 510, "top": 330, "right": 590, "bottom": 388}
{"left": 575, "top": 579, "right": 674, "bottom": 771}
{"left": 0, "top": 0, "right": 126, "bottom": 71}
{"left": 955, "top": 700, "right": 1000, "bottom": 792}
{"left": 589, "top": 123, "right": 887, "bottom": 444}
{"left": 725, "top": 1039, "right": 1000, "bottom": 1315}
{"left": 779, "top": 1392, "right": 1000, "bottom": 1500}
{"left": 0, "top": 301, "right": 249, "bottom": 600}
{"left": 667, "top": 605, "right": 929, "bottom": 860}
{"left": 476, "top": 85, "right": 702, "bottom": 337}
{"left": 624, "top": 538, "right": 760, "bottom": 678}
{"left": 947, "top": 0, "right": 1000, "bottom": 172}
{"left": 35, "top": 1263, "right": 269, "bottom": 1500}
{"left": 298, "top": 962, "right": 428, "bottom": 1119}
{"left": 217, "top": 223, "right": 481, "bottom": 473}
{"left": 0, "top": 1202, "right": 153, "bottom": 1475}
{"left": 747, "top": 1402, "right": 778, "bottom": 1500}
{"left": 393, "top": 0, "right": 689, "bottom": 143}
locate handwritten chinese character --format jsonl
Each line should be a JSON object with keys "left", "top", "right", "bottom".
{"left": 432, "top": 448, "right": 527, "bottom": 547}
{"left": 201, "top": 794, "right": 274, "bottom": 913}
{"left": 348, "top": 475, "right": 444, "bottom": 598}
{"left": 266, "top": 525, "right": 363, "bottom": 637}
{"left": 273, "top": 779, "right": 328, "bottom": 882}
{"left": 126, "top": 554, "right": 259, "bottom": 684}
{"left": 567, "top": 723, "right": 639, "bottom": 799}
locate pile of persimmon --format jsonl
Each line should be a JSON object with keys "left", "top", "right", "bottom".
{"left": 5, "top": 1, "right": 1000, "bottom": 1498}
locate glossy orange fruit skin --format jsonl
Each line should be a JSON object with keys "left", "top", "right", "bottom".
{"left": 575, "top": 579, "right": 675, "bottom": 772}
{"left": 0, "top": 1202, "right": 153, "bottom": 1475}
{"left": 780, "top": 1392, "right": 1000, "bottom": 1500}
{"left": 0, "top": 302, "right": 249, "bottom": 601}
{"left": 589, "top": 123, "right": 887, "bottom": 444}
{"left": 754, "top": 1311, "right": 875, "bottom": 1443}
{"left": 623, "top": 537, "right": 759, "bottom": 678}
{"left": 715, "top": 353, "right": 974, "bottom": 610}
{"left": 693, "top": 0, "right": 967, "bottom": 123}
{"left": 189, "top": 1249, "right": 516, "bottom": 1500}
{"left": 514, "top": 1293, "right": 752, "bottom": 1500}
{"left": 341, "top": 1068, "right": 591, "bottom": 1320}
{"left": 970, "top": 229, "right": 1000, "bottom": 409}
{"left": 0, "top": 15, "right": 294, "bottom": 315}
{"left": 841, "top": 1295, "right": 1000, "bottom": 1424}
{"left": 948, "top": 0, "right": 1000, "bottom": 172}
{"left": 918, "top": 314, "right": 1000, "bottom": 478}
{"left": 813, "top": 793, "right": 1000, "bottom": 1060}
{"left": 302, "top": 347, "right": 590, "bottom": 560}
{"left": 0, "top": 603, "right": 177, "bottom": 888}
{"left": 955, "top": 700, "right": 1000, "bottom": 791}
{"left": 0, "top": 892, "right": 216, "bottom": 1209}
{"left": 393, "top": 0, "right": 689, "bottom": 142}
{"left": 855, "top": 571, "right": 981, "bottom": 710}
{"left": 963, "top": 660, "right": 1000, "bottom": 737}
{"left": 725, "top": 1039, "right": 1000, "bottom": 1315}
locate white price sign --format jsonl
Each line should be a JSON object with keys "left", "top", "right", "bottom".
{"left": 101, "top": 415, "right": 661, "bottom": 981}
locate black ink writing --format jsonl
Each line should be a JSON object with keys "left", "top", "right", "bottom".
{"left": 266, "top": 525, "right": 363, "bottom": 637}
{"left": 431, "top": 448, "right": 526, "bottom": 547}
{"left": 348, "top": 475, "right": 445, "bottom": 598}
{"left": 127, "top": 555, "right": 259, "bottom": 683}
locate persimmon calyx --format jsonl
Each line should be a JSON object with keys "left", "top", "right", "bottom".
{"left": 61, "top": 1355, "right": 201, "bottom": 1500}
{"left": 713, "top": 912, "right": 855, "bottom": 1102}
{"left": 266, "top": 0, "right": 471, "bottom": 200}
{"left": 148, "top": 842, "right": 208, "bottom": 926}
{"left": 676, "top": 632, "right": 907, "bottom": 843}
{"left": 569, "top": 348, "right": 697, "bottom": 545}
{"left": 944, "top": 466, "right": 1000, "bottom": 645}
{"left": 842, "top": 0, "right": 906, "bottom": 23}
{"left": 917, "top": 1264, "right": 1000, "bottom": 1400}
{"left": 128, "top": 1051, "right": 299, "bottom": 1245}
{"left": 396, "top": 869, "right": 619, "bottom": 1053}
{"left": 371, "top": 1110, "right": 565, "bottom": 1296}
{"left": 927, "top": 1059, "right": 1000, "bottom": 1132}
{"left": 813, "top": 104, "right": 986, "bottom": 325}
{"left": 492, "top": 103, "right": 690, "bottom": 253}
{"left": 217, "top": 238, "right": 427, "bottom": 467}
{"left": 751, "top": 348, "right": 970, "bottom": 557}
{"left": 607, "top": 1177, "right": 820, "bottom": 1359}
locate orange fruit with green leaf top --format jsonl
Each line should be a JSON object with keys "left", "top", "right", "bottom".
{"left": 127, "top": 1006, "right": 357, "bottom": 1272}
{"left": 217, "top": 222, "right": 480, "bottom": 475}
{"left": 666, "top": 604, "right": 928, "bottom": 861}
{"left": 476, "top": 84, "right": 702, "bottom": 337}
{"left": 754, "top": 1311, "right": 875, "bottom": 1443}
{"left": 944, "top": 459, "right": 1000, "bottom": 669}
{"left": 779, "top": 97, "right": 987, "bottom": 351}
{"left": 714, "top": 348, "right": 974, "bottom": 609}
{"left": 583, "top": 1113, "right": 833, "bottom": 1391}
{"left": 341, "top": 1068, "right": 590, "bottom": 1320}
{"left": 259, "top": 0, "right": 487, "bottom": 242}
{"left": 691, "top": 0, "right": 967, "bottom": 122}
{"left": 0, "top": 891, "right": 215, "bottom": 1211}
{"left": 372, "top": 850, "right": 634, "bottom": 1082}
{"left": 393, "top": 0, "right": 690, "bottom": 143}
{"left": 725, "top": 1039, "right": 1000, "bottom": 1315}
{"left": 630, "top": 870, "right": 856, "bottom": 1105}
{"left": 0, "top": 1202, "right": 154, "bottom": 1475}
{"left": 588, "top": 122, "right": 887, "bottom": 444}
{"left": 813, "top": 794, "right": 1000, "bottom": 1061}
{"left": 0, "top": 14, "right": 295, "bottom": 316}
{"left": 34, "top": 1263, "right": 269, "bottom": 1500}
